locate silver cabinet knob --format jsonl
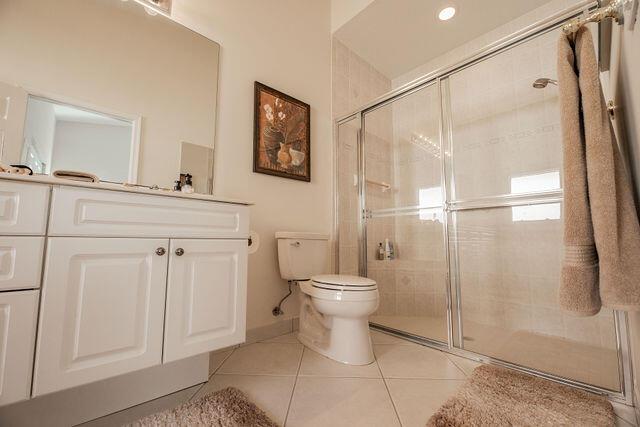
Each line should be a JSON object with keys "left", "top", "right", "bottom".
{"left": 155, "top": 247, "right": 166, "bottom": 256}
{"left": 175, "top": 248, "right": 185, "bottom": 256}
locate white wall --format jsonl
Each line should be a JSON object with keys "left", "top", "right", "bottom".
{"left": 51, "top": 121, "right": 132, "bottom": 182}
{"left": 331, "top": 0, "right": 375, "bottom": 33}
{"left": 172, "top": 0, "right": 333, "bottom": 330}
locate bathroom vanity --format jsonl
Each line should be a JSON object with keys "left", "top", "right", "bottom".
{"left": 0, "top": 175, "right": 250, "bottom": 405}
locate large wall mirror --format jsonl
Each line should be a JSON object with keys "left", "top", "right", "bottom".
{"left": 0, "top": 0, "right": 219, "bottom": 192}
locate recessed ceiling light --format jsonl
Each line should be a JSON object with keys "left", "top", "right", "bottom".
{"left": 438, "top": 6, "right": 456, "bottom": 21}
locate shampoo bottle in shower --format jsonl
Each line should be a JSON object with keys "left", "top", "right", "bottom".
{"left": 384, "top": 238, "right": 391, "bottom": 260}
{"left": 377, "top": 243, "right": 384, "bottom": 260}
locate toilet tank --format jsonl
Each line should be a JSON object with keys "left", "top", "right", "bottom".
{"left": 275, "top": 232, "right": 329, "bottom": 281}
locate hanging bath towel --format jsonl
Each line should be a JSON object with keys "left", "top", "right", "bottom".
{"left": 558, "top": 27, "right": 640, "bottom": 315}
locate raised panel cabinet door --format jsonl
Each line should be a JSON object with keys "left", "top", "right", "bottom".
{"left": 163, "top": 239, "right": 247, "bottom": 363}
{"left": 0, "top": 181, "right": 49, "bottom": 235}
{"left": 33, "top": 237, "right": 169, "bottom": 396}
{"left": 0, "top": 290, "right": 39, "bottom": 406}
{"left": 0, "top": 237, "right": 45, "bottom": 291}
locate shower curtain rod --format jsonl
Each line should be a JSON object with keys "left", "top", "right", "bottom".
{"left": 335, "top": 0, "right": 600, "bottom": 125}
{"left": 563, "top": 0, "right": 638, "bottom": 34}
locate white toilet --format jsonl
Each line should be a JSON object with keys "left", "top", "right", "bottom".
{"left": 276, "top": 232, "right": 379, "bottom": 365}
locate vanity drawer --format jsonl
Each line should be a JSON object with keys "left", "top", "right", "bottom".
{"left": 0, "top": 181, "right": 50, "bottom": 235}
{"left": 0, "top": 237, "right": 45, "bottom": 291}
{"left": 49, "top": 187, "right": 249, "bottom": 238}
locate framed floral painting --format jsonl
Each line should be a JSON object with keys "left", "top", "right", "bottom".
{"left": 253, "top": 82, "right": 311, "bottom": 182}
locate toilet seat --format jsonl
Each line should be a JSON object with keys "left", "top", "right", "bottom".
{"left": 311, "top": 274, "right": 377, "bottom": 291}
{"left": 301, "top": 275, "right": 378, "bottom": 302}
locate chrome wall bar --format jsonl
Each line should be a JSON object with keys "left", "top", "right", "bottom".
{"left": 356, "top": 112, "right": 367, "bottom": 277}
{"left": 438, "top": 77, "right": 455, "bottom": 349}
{"left": 449, "top": 190, "right": 564, "bottom": 211}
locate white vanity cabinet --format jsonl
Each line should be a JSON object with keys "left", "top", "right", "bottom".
{"left": 0, "top": 180, "right": 48, "bottom": 405}
{"left": 33, "top": 238, "right": 170, "bottom": 396}
{"left": 0, "top": 290, "right": 39, "bottom": 406}
{"left": 0, "top": 177, "right": 250, "bottom": 402}
{"left": 163, "top": 239, "right": 247, "bottom": 363}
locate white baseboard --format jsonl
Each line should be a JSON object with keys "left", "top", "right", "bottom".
{"left": 0, "top": 354, "right": 209, "bottom": 427}
{"left": 245, "top": 317, "right": 299, "bottom": 344}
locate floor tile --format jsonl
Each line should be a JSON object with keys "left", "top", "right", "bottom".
{"left": 192, "top": 374, "right": 296, "bottom": 426}
{"left": 80, "top": 385, "right": 200, "bottom": 427}
{"left": 298, "top": 348, "right": 381, "bottom": 378}
{"left": 618, "top": 416, "right": 635, "bottom": 427}
{"left": 218, "top": 342, "right": 303, "bottom": 376}
{"left": 286, "top": 377, "right": 400, "bottom": 427}
{"left": 370, "top": 329, "right": 419, "bottom": 346}
{"left": 209, "top": 349, "right": 233, "bottom": 376}
{"left": 374, "top": 344, "right": 466, "bottom": 379}
{"left": 262, "top": 332, "right": 301, "bottom": 344}
{"left": 613, "top": 402, "right": 638, "bottom": 426}
{"left": 386, "top": 379, "right": 464, "bottom": 427}
{"left": 446, "top": 354, "right": 483, "bottom": 377}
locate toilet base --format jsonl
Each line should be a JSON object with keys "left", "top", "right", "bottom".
{"left": 297, "top": 295, "right": 375, "bottom": 365}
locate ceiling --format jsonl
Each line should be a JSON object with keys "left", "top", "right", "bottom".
{"left": 334, "top": 0, "right": 552, "bottom": 79}
{"left": 54, "top": 105, "right": 131, "bottom": 127}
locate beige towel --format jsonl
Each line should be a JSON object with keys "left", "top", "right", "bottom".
{"left": 558, "top": 27, "right": 640, "bottom": 315}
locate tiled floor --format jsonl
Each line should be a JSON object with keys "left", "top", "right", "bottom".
{"left": 370, "top": 315, "right": 620, "bottom": 390}
{"left": 87, "top": 329, "right": 637, "bottom": 427}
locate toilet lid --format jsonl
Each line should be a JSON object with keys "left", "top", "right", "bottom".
{"left": 311, "top": 274, "right": 377, "bottom": 290}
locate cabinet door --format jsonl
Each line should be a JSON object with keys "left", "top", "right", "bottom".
{"left": 163, "top": 239, "right": 247, "bottom": 363}
{"left": 0, "top": 290, "right": 39, "bottom": 406}
{"left": 33, "top": 238, "right": 169, "bottom": 396}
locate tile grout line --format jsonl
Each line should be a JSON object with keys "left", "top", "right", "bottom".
{"left": 189, "top": 348, "right": 237, "bottom": 401}
{"left": 374, "top": 347, "right": 404, "bottom": 427}
{"left": 444, "top": 354, "right": 471, "bottom": 379}
{"left": 283, "top": 346, "right": 306, "bottom": 426}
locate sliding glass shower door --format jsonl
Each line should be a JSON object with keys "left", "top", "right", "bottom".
{"left": 362, "top": 83, "right": 450, "bottom": 344}
{"left": 336, "top": 19, "right": 625, "bottom": 397}
{"left": 443, "top": 28, "right": 620, "bottom": 391}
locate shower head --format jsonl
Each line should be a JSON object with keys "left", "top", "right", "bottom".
{"left": 532, "top": 78, "right": 558, "bottom": 88}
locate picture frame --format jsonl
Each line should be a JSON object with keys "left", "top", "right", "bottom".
{"left": 253, "top": 82, "right": 311, "bottom": 182}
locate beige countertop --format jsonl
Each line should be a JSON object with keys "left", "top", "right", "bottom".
{"left": 0, "top": 173, "right": 253, "bottom": 206}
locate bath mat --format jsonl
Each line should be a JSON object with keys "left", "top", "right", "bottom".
{"left": 427, "top": 365, "right": 615, "bottom": 427}
{"left": 127, "top": 387, "right": 279, "bottom": 427}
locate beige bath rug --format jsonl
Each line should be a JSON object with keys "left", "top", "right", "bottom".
{"left": 127, "top": 387, "right": 278, "bottom": 427}
{"left": 427, "top": 365, "right": 614, "bottom": 427}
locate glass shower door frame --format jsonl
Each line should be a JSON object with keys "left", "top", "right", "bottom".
{"left": 333, "top": 1, "right": 633, "bottom": 404}
{"left": 360, "top": 80, "right": 453, "bottom": 348}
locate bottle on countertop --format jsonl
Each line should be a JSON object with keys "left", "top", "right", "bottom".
{"left": 181, "top": 174, "right": 194, "bottom": 194}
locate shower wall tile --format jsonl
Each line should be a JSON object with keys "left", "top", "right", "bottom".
{"left": 333, "top": 37, "right": 393, "bottom": 278}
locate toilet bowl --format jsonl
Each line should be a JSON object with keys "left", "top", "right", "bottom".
{"left": 275, "top": 232, "right": 379, "bottom": 365}
{"left": 297, "top": 275, "right": 378, "bottom": 365}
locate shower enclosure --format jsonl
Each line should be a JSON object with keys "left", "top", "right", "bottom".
{"left": 334, "top": 1, "right": 631, "bottom": 402}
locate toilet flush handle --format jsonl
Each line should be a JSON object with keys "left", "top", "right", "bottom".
{"left": 290, "top": 241, "right": 301, "bottom": 247}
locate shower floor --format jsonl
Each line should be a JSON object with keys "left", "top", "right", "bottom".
{"left": 370, "top": 315, "right": 620, "bottom": 391}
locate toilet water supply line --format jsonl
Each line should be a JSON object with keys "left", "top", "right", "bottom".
{"left": 273, "top": 280, "right": 294, "bottom": 316}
